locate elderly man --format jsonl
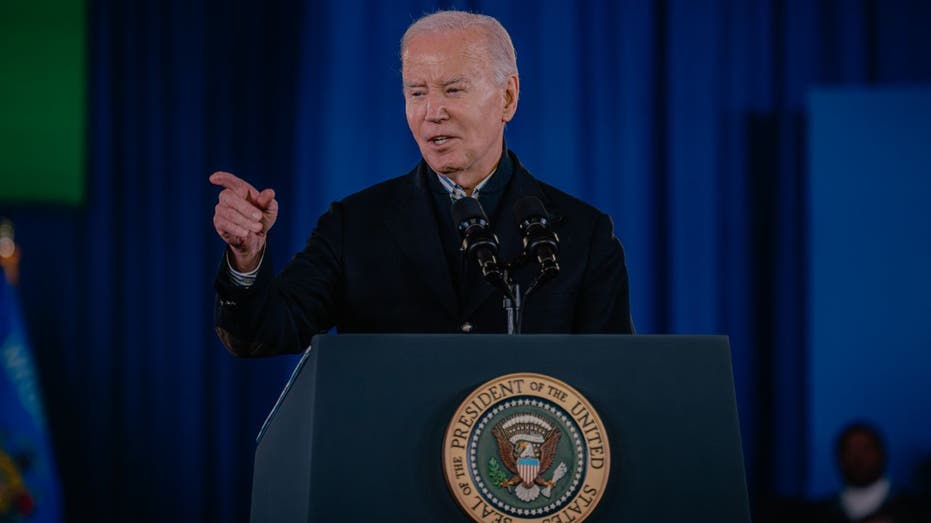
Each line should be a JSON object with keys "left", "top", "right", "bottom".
{"left": 211, "top": 11, "right": 633, "bottom": 357}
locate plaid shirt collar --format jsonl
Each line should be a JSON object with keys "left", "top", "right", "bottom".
{"left": 436, "top": 169, "right": 496, "bottom": 201}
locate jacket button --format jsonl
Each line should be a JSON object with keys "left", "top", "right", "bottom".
{"left": 461, "top": 322, "right": 473, "bottom": 333}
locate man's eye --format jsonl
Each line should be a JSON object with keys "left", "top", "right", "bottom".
{"left": 410, "top": 91, "right": 425, "bottom": 98}
{"left": 447, "top": 88, "right": 462, "bottom": 94}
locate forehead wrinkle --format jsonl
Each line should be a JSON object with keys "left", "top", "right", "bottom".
{"left": 403, "top": 63, "right": 481, "bottom": 88}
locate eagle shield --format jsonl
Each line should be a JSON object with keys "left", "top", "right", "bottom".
{"left": 517, "top": 456, "right": 540, "bottom": 486}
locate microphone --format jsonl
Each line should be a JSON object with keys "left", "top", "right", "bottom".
{"left": 513, "top": 196, "right": 559, "bottom": 283}
{"left": 451, "top": 197, "right": 509, "bottom": 295}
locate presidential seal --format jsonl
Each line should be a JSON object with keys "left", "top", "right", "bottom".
{"left": 443, "top": 373, "right": 610, "bottom": 523}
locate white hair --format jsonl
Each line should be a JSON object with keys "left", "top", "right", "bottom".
{"left": 400, "top": 10, "right": 518, "bottom": 86}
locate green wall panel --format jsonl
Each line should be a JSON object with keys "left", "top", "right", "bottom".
{"left": 0, "top": 0, "right": 85, "bottom": 204}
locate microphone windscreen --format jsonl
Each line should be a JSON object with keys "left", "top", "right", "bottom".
{"left": 451, "top": 196, "right": 488, "bottom": 226}
{"left": 513, "top": 196, "right": 548, "bottom": 226}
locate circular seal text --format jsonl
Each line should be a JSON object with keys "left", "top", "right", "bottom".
{"left": 443, "top": 373, "right": 611, "bottom": 523}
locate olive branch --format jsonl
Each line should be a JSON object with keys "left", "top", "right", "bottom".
{"left": 488, "top": 457, "right": 509, "bottom": 487}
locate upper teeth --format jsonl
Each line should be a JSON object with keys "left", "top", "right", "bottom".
{"left": 434, "top": 137, "right": 448, "bottom": 143}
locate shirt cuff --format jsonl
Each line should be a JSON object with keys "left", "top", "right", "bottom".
{"left": 226, "top": 248, "right": 265, "bottom": 288}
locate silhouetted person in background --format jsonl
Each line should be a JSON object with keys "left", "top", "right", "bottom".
{"left": 813, "top": 422, "right": 918, "bottom": 523}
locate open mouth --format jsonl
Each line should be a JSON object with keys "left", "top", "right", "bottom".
{"left": 430, "top": 136, "right": 453, "bottom": 145}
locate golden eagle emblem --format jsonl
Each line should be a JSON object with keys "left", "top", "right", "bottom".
{"left": 492, "top": 413, "right": 568, "bottom": 502}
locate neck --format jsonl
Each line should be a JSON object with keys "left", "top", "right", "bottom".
{"left": 445, "top": 163, "right": 498, "bottom": 195}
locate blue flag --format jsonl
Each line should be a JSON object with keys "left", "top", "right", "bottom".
{"left": 0, "top": 276, "right": 62, "bottom": 522}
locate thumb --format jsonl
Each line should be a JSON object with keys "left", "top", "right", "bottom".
{"left": 255, "top": 188, "right": 276, "bottom": 210}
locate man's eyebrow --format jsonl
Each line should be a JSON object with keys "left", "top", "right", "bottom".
{"left": 404, "top": 78, "right": 469, "bottom": 90}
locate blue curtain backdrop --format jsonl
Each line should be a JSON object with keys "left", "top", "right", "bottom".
{"left": 4, "top": 0, "right": 931, "bottom": 520}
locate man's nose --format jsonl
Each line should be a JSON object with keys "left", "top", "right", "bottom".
{"left": 425, "top": 96, "right": 449, "bottom": 123}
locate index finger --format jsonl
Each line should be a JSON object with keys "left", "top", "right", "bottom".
{"left": 209, "top": 171, "right": 257, "bottom": 198}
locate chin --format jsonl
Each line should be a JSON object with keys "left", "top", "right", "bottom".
{"left": 424, "top": 154, "right": 465, "bottom": 175}
{"left": 435, "top": 164, "right": 464, "bottom": 175}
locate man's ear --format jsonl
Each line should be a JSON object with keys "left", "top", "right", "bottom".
{"left": 502, "top": 75, "right": 520, "bottom": 122}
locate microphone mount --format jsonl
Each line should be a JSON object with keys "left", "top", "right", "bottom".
{"left": 453, "top": 196, "right": 561, "bottom": 335}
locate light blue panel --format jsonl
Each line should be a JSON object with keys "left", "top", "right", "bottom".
{"left": 807, "top": 88, "right": 931, "bottom": 497}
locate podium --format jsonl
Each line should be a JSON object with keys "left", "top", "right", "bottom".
{"left": 251, "top": 335, "right": 750, "bottom": 522}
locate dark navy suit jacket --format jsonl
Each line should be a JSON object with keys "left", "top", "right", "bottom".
{"left": 214, "top": 150, "right": 633, "bottom": 356}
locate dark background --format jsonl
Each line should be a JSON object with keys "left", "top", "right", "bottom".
{"left": 3, "top": 0, "right": 931, "bottom": 521}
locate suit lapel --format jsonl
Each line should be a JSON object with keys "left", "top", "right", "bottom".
{"left": 381, "top": 167, "right": 459, "bottom": 320}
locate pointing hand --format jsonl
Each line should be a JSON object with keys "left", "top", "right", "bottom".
{"left": 210, "top": 171, "right": 278, "bottom": 272}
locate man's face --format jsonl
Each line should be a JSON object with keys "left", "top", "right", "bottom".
{"left": 402, "top": 28, "right": 518, "bottom": 188}
{"left": 839, "top": 430, "right": 885, "bottom": 487}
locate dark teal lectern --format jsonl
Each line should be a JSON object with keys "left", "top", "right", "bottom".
{"left": 251, "top": 335, "right": 750, "bottom": 522}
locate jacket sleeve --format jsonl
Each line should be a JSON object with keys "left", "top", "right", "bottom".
{"left": 572, "top": 212, "right": 635, "bottom": 334}
{"left": 214, "top": 202, "right": 345, "bottom": 357}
